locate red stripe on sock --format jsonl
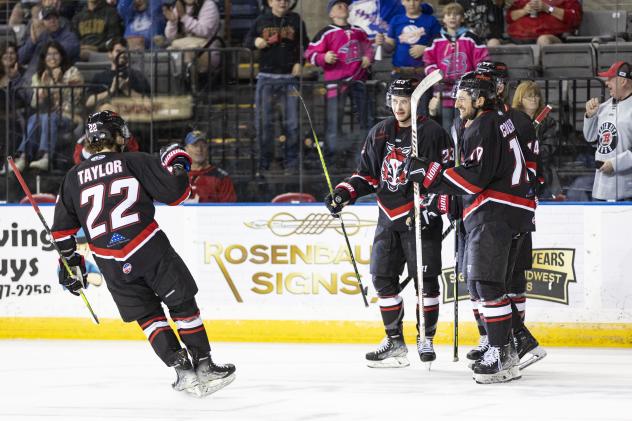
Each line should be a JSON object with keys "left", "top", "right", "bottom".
{"left": 178, "top": 326, "right": 206, "bottom": 336}
{"left": 380, "top": 305, "right": 402, "bottom": 312}
{"left": 140, "top": 316, "right": 167, "bottom": 329}
{"left": 148, "top": 326, "right": 173, "bottom": 343}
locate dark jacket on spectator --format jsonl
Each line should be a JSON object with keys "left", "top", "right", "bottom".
{"left": 72, "top": 0, "right": 122, "bottom": 51}
{"left": 244, "top": 10, "right": 308, "bottom": 75}
{"left": 18, "top": 20, "right": 80, "bottom": 68}
{"left": 506, "top": 0, "right": 582, "bottom": 41}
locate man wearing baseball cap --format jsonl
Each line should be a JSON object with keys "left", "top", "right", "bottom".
{"left": 584, "top": 61, "right": 632, "bottom": 201}
{"left": 183, "top": 130, "right": 237, "bottom": 203}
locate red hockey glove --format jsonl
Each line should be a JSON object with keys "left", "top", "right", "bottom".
{"left": 58, "top": 253, "right": 87, "bottom": 296}
{"left": 160, "top": 144, "right": 192, "bottom": 173}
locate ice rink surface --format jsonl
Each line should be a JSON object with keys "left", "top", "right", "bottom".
{"left": 1, "top": 340, "right": 631, "bottom": 421}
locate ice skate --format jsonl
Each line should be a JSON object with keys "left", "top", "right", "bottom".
{"left": 466, "top": 335, "right": 489, "bottom": 370}
{"left": 171, "top": 349, "right": 202, "bottom": 397}
{"left": 472, "top": 343, "right": 521, "bottom": 384}
{"left": 195, "top": 354, "right": 236, "bottom": 397}
{"left": 514, "top": 327, "right": 547, "bottom": 370}
{"left": 366, "top": 336, "right": 409, "bottom": 368}
{"left": 417, "top": 335, "right": 436, "bottom": 370}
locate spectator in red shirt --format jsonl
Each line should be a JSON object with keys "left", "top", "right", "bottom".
{"left": 184, "top": 130, "right": 237, "bottom": 203}
{"left": 506, "top": 0, "right": 582, "bottom": 46}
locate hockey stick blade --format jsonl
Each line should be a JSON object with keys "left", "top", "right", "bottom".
{"left": 411, "top": 69, "right": 443, "bottom": 112}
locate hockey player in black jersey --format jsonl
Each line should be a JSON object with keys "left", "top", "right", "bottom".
{"left": 472, "top": 61, "right": 547, "bottom": 370}
{"left": 51, "top": 111, "right": 236, "bottom": 397}
{"left": 402, "top": 72, "right": 537, "bottom": 383}
{"left": 324, "top": 79, "right": 454, "bottom": 368}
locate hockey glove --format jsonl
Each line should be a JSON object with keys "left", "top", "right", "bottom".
{"left": 58, "top": 253, "right": 87, "bottom": 296}
{"left": 324, "top": 187, "right": 352, "bottom": 217}
{"left": 160, "top": 144, "right": 192, "bottom": 173}
{"left": 402, "top": 156, "right": 442, "bottom": 191}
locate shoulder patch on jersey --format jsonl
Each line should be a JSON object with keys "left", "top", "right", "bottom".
{"left": 91, "top": 154, "right": 105, "bottom": 161}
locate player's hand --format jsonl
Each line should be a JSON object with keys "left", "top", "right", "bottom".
{"left": 585, "top": 97, "right": 600, "bottom": 118}
{"left": 324, "top": 51, "right": 337, "bottom": 64}
{"left": 409, "top": 45, "right": 425, "bottom": 59}
{"left": 58, "top": 253, "right": 87, "bottom": 296}
{"left": 324, "top": 187, "right": 351, "bottom": 217}
{"left": 402, "top": 156, "right": 443, "bottom": 190}
{"left": 160, "top": 143, "right": 192, "bottom": 172}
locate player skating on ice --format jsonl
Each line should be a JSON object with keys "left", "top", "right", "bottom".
{"left": 400, "top": 72, "right": 536, "bottom": 383}
{"left": 50, "top": 111, "right": 236, "bottom": 397}
{"left": 324, "top": 78, "right": 453, "bottom": 368}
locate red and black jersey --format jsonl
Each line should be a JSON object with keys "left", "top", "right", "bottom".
{"left": 51, "top": 151, "right": 191, "bottom": 280}
{"left": 188, "top": 165, "right": 237, "bottom": 203}
{"left": 337, "top": 115, "right": 454, "bottom": 230}
{"left": 429, "top": 109, "right": 536, "bottom": 233}
{"left": 504, "top": 104, "right": 541, "bottom": 189}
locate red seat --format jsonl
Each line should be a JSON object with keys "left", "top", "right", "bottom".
{"left": 271, "top": 192, "right": 317, "bottom": 203}
{"left": 19, "top": 193, "right": 57, "bottom": 204}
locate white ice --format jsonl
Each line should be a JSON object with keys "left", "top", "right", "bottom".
{"left": 0, "top": 341, "right": 631, "bottom": 421}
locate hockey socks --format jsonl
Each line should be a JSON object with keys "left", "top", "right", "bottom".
{"left": 480, "top": 296, "right": 513, "bottom": 347}
{"left": 508, "top": 293, "right": 527, "bottom": 328}
{"left": 415, "top": 293, "right": 440, "bottom": 338}
{"left": 169, "top": 299, "right": 211, "bottom": 364}
{"left": 471, "top": 299, "right": 488, "bottom": 336}
{"left": 138, "top": 311, "right": 183, "bottom": 366}
{"left": 378, "top": 295, "right": 404, "bottom": 337}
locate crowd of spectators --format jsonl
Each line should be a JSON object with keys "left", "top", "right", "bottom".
{"left": 2, "top": 0, "right": 630, "bottom": 202}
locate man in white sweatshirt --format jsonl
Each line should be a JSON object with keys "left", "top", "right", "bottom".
{"left": 584, "top": 61, "right": 632, "bottom": 201}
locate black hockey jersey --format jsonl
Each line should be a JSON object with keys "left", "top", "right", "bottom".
{"left": 429, "top": 109, "right": 536, "bottom": 233}
{"left": 51, "top": 151, "right": 191, "bottom": 280}
{"left": 338, "top": 115, "right": 454, "bottom": 230}
{"left": 504, "top": 105, "right": 541, "bottom": 190}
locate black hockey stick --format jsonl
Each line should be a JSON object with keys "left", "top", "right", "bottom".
{"left": 293, "top": 87, "right": 369, "bottom": 307}
{"left": 7, "top": 157, "right": 100, "bottom": 324}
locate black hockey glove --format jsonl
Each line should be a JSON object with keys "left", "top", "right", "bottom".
{"left": 324, "top": 187, "right": 352, "bottom": 217}
{"left": 160, "top": 144, "right": 192, "bottom": 173}
{"left": 402, "top": 156, "right": 442, "bottom": 191}
{"left": 58, "top": 253, "right": 87, "bottom": 296}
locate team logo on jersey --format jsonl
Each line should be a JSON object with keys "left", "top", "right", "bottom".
{"left": 122, "top": 263, "right": 132, "bottom": 274}
{"left": 108, "top": 232, "right": 129, "bottom": 247}
{"left": 597, "top": 122, "right": 618, "bottom": 154}
{"left": 399, "top": 25, "right": 426, "bottom": 45}
{"left": 91, "top": 154, "right": 105, "bottom": 161}
{"left": 338, "top": 39, "right": 362, "bottom": 64}
{"left": 381, "top": 143, "right": 411, "bottom": 192}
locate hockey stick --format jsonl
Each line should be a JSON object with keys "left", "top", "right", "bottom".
{"left": 410, "top": 69, "right": 443, "bottom": 367}
{"left": 7, "top": 157, "right": 100, "bottom": 324}
{"left": 293, "top": 87, "right": 369, "bottom": 307}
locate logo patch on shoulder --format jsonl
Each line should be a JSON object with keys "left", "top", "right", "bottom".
{"left": 91, "top": 154, "right": 105, "bottom": 161}
{"left": 122, "top": 263, "right": 132, "bottom": 274}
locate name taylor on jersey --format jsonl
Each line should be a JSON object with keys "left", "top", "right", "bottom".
{"left": 77, "top": 158, "right": 124, "bottom": 185}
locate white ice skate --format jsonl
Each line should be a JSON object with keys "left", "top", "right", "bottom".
{"left": 195, "top": 355, "right": 236, "bottom": 397}
{"left": 472, "top": 344, "right": 521, "bottom": 384}
{"left": 366, "top": 336, "right": 410, "bottom": 368}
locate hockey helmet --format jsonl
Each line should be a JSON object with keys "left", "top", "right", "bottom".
{"left": 85, "top": 110, "right": 131, "bottom": 148}
{"left": 386, "top": 78, "right": 420, "bottom": 108}
{"left": 476, "top": 61, "right": 509, "bottom": 81}
{"left": 456, "top": 71, "right": 496, "bottom": 102}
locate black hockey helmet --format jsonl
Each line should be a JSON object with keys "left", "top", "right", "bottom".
{"left": 456, "top": 71, "right": 496, "bottom": 102}
{"left": 386, "top": 78, "right": 420, "bottom": 107}
{"left": 85, "top": 110, "right": 131, "bottom": 149}
{"left": 387, "top": 78, "right": 420, "bottom": 97}
{"left": 476, "top": 61, "right": 509, "bottom": 81}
